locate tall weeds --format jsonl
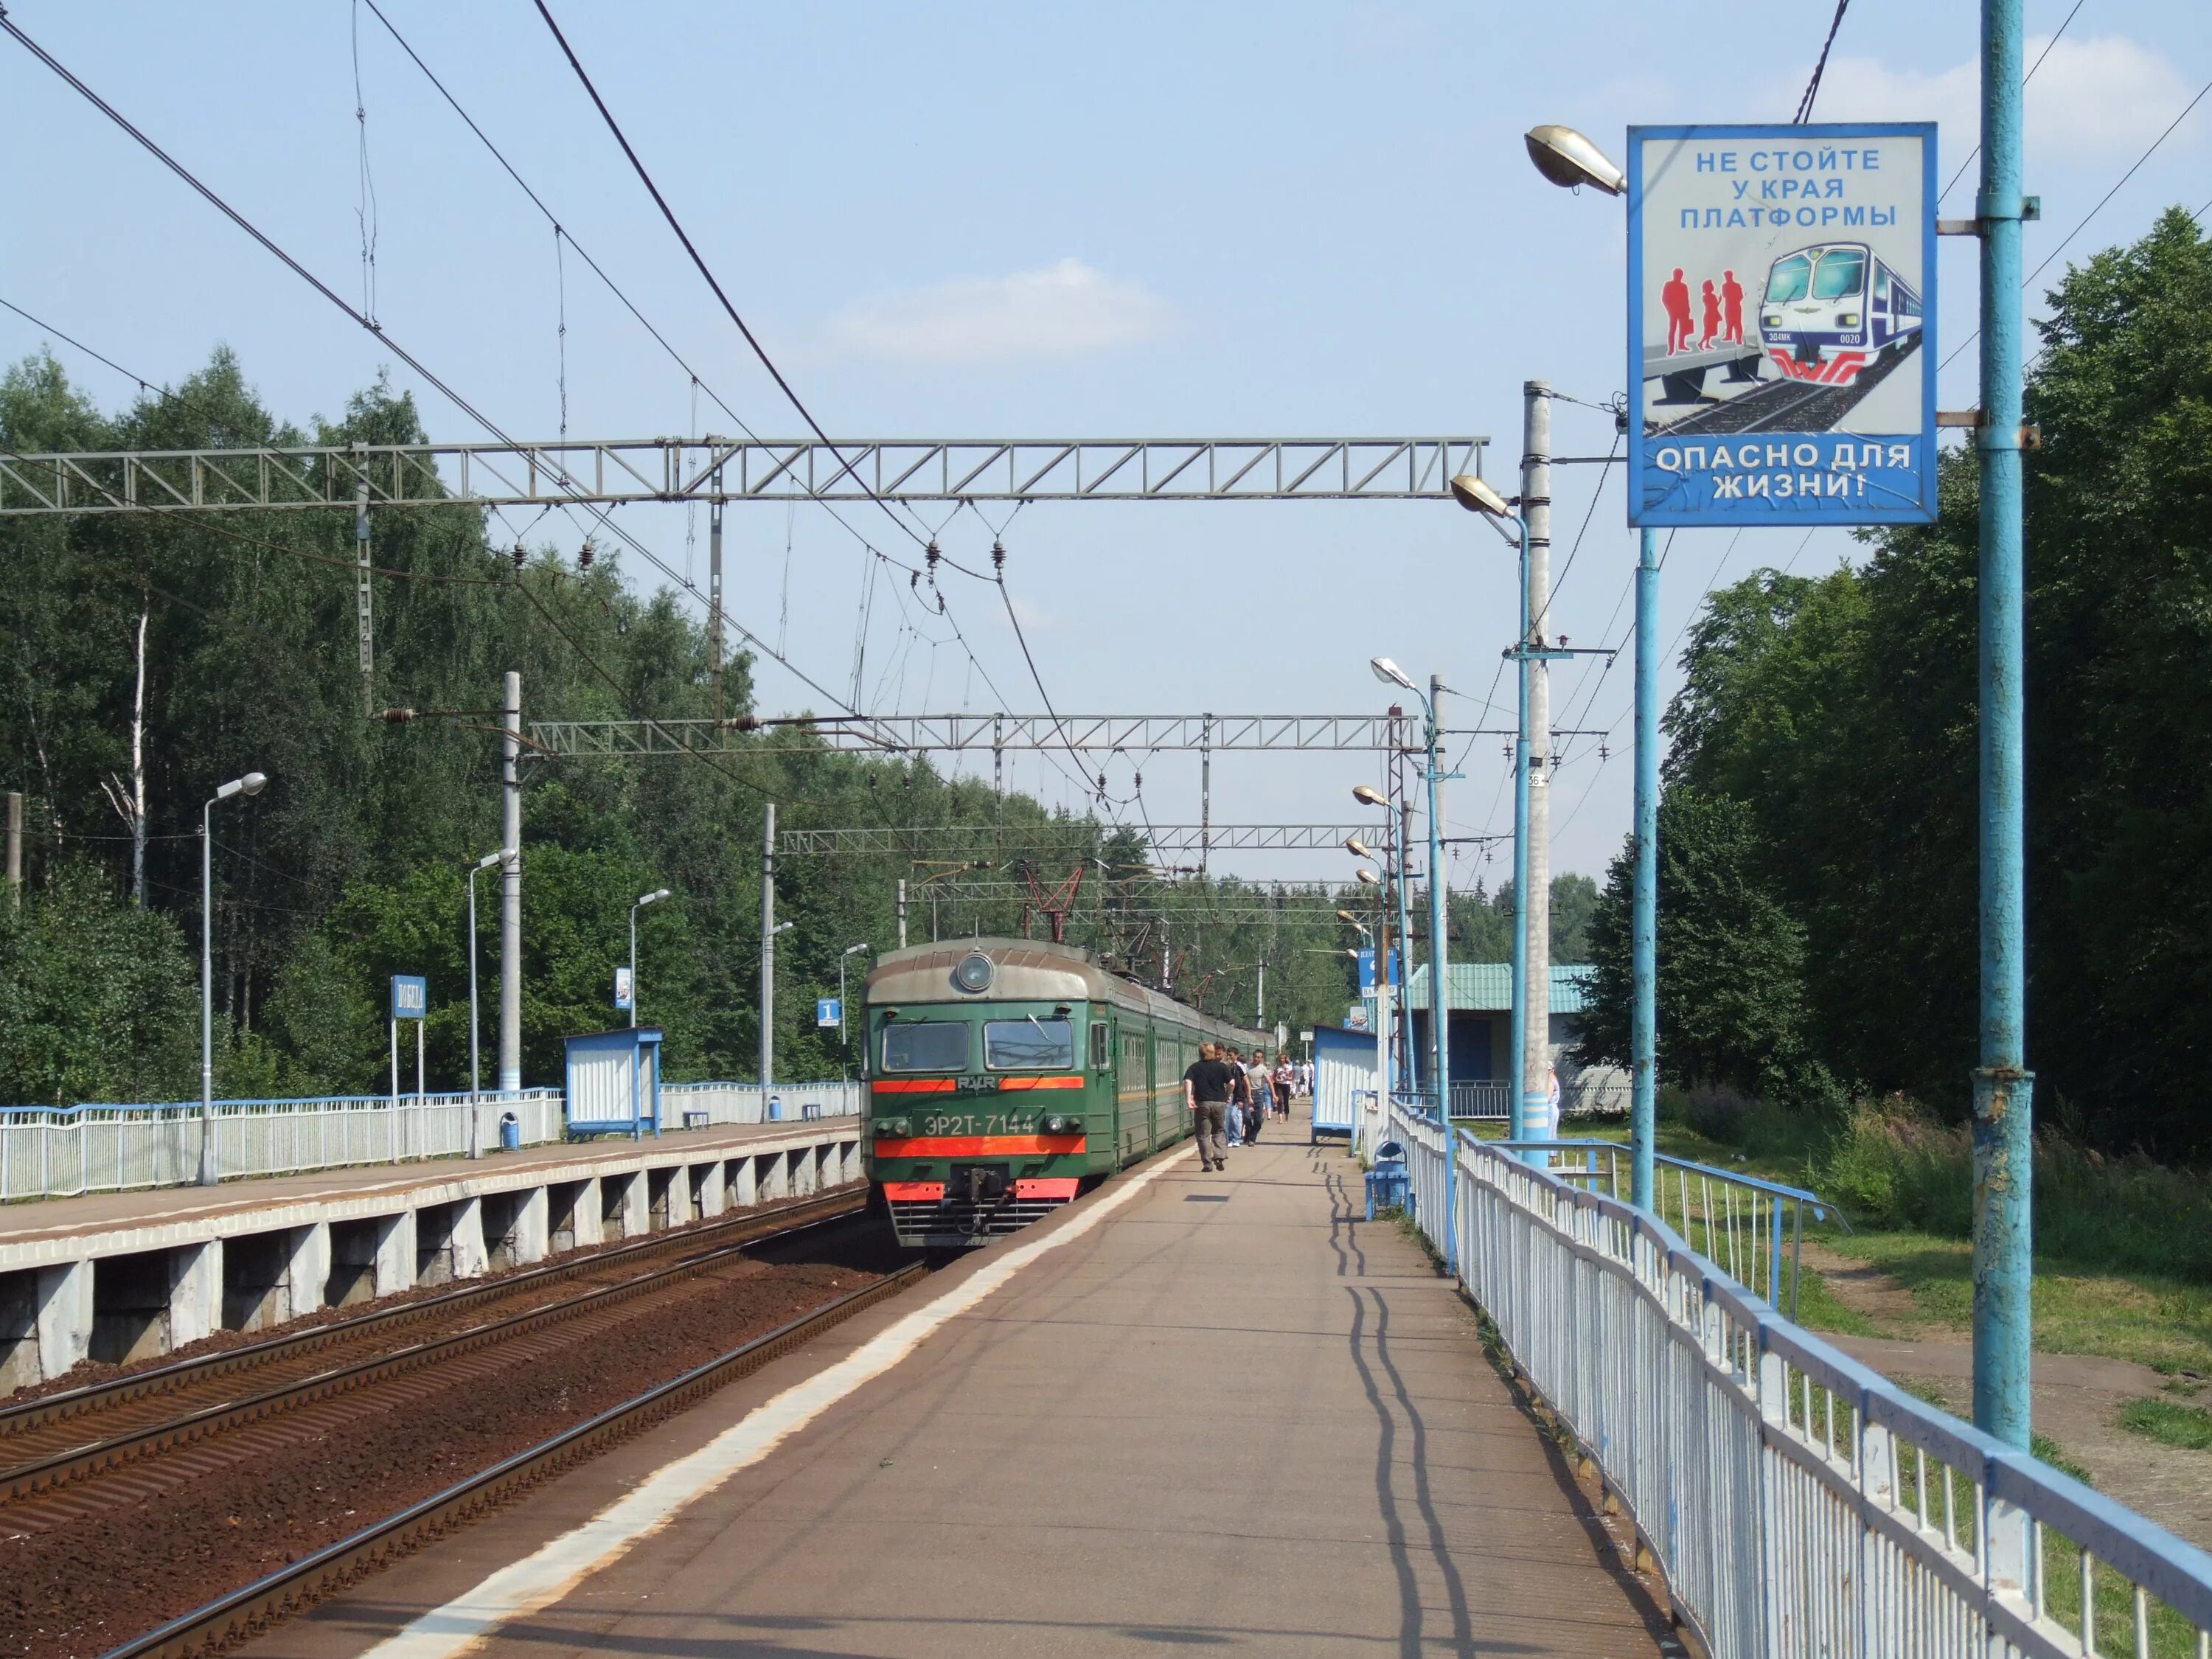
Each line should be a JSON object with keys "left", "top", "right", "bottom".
{"left": 1809, "top": 1100, "right": 2212, "bottom": 1281}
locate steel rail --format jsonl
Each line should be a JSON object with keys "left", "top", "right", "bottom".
{"left": 0, "top": 1188, "right": 863, "bottom": 1474}
{"left": 97, "top": 1261, "right": 926, "bottom": 1659}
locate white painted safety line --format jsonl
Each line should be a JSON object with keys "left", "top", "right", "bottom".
{"left": 364, "top": 1145, "right": 1194, "bottom": 1659}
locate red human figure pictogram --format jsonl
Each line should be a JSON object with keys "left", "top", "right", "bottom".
{"left": 1662, "top": 268, "right": 1693, "bottom": 355}
{"left": 1699, "top": 280, "right": 1720, "bottom": 351}
{"left": 1721, "top": 268, "right": 1745, "bottom": 344}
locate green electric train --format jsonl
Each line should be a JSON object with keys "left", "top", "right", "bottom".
{"left": 862, "top": 938, "right": 1267, "bottom": 1248}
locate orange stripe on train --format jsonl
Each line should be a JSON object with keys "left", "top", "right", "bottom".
{"left": 996, "top": 1075, "right": 1084, "bottom": 1091}
{"left": 872, "top": 1135, "right": 1086, "bottom": 1158}
{"left": 871, "top": 1079, "right": 956, "bottom": 1093}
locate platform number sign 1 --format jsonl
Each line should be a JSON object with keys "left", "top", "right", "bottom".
{"left": 389, "top": 975, "right": 427, "bottom": 1020}
{"left": 1626, "top": 122, "right": 1937, "bottom": 527}
{"left": 816, "top": 997, "right": 841, "bottom": 1029}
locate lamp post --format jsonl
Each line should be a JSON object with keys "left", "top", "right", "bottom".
{"left": 1372, "top": 659, "right": 1450, "bottom": 1127}
{"left": 1448, "top": 472, "right": 1543, "bottom": 1158}
{"left": 1517, "top": 124, "right": 1655, "bottom": 1211}
{"left": 466, "top": 849, "right": 503, "bottom": 1159}
{"left": 201, "top": 770, "right": 268, "bottom": 1187}
{"left": 630, "top": 888, "right": 671, "bottom": 1029}
{"left": 1353, "top": 783, "right": 1411, "bottom": 1091}
{"left": 838, "top": 942, "right": 870, "bottom": 1082}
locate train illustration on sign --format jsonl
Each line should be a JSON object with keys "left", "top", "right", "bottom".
{"left": 1759, "top": 241, "right": 1922, "bottom": 384}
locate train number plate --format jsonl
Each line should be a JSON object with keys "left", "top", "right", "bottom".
{"left": 919, "top": 1113, "right": 1034, "bottom": 1135}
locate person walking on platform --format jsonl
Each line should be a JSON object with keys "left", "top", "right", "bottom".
{"left": 1272, "top": 1054, "right": 1295, "bottom": 1119}
{"left": 1225, "top": 1054, "right": 1249, "bottom": 1147}
{"left": 1245, "top": 1049, "right": 1271, "bottom": 1144}
{"left": 1183, "top": 1043, "right": 1234, "bottom": 1171}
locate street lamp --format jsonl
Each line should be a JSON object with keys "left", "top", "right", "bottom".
{"left": 1519, "top": 121, "right": 1658, "bottom": 1217}
{"left": 1523, "top": 124, "right": 1626, "bottom": 195}
{"left": 838, "top": 942, "right": 869, "bottom": 1082}
{"left": 466, "top": 849, "right": 504, "bottom": 1158}
{"left": 1451, "top": 473, "right": 1544, "bottom": 1158}
{"left": 201, "top": 770, "right": 267, "bottom": 1186}
{"left": 1372, "top": 658, "right": 1453, "bottom": 1135}
{"left": 630, "top": 888, "right": 672, "bottom": 1029}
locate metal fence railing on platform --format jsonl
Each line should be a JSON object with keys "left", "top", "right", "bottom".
{"left": 1375, "top": 1097, "right": 2212, "bottom": 1658}
{"left": 0, "top": 1079, "right": 861, "bottom": 1204}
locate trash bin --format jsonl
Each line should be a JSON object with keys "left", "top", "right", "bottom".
{"left": 498, "top": 1111, "right": 521, "bottom": 1152}
{"left": 766, "top": 1094, "right": 784, "bottom": 1121}
{"left": 801, "top": 1099, "right": 822, "bottom": 1121}
{"left": 1365, "top": 1139, "right": 1411, "bottom": 1220}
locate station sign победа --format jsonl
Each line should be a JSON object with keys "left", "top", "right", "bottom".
{"left": 1626, "top": 122, "right": 1937, "bottom": 528}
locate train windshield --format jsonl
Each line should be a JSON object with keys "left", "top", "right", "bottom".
{"left": 1766, "top": 254, "right": 1812, "bottom": 303}
{"left": 983, "top": 1018, "right": 1075, "bottom": 1071}
{"left": 1812, "top": 249, "right": 1865, "bottom": 299}
{"left": 881, "top": 1020, "right": 970, "bottom": 1073}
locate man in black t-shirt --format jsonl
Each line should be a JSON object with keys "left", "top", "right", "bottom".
{"left": 1182, "top": 1042, "right": 1235, "bottom": 1171}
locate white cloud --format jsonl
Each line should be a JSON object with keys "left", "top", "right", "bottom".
{"left": 826, "top": 258, "right": 1172, "bottom": 364}
{"left": 1776, "top": 35, "right": 2194, "bottom": 159}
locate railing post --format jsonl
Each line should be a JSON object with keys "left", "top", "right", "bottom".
{"left": 1756, "top": 1336, "right": 1791, "bottom": 1654}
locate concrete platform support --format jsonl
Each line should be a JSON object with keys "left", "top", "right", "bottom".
{"left": 374, "top": 1209, "right": 417, "bottom": 1297}
{"left": 729, "top": 1155, "right": 757, "bottom": 1209}
{"left": 35, "top": 1260, "right": 90, "bottom": 1382}
{"left": 169, "top": 1239, "right": 221, "bottom": 1347}
{"left": 694, "top": 1159, "right": 726, "bottom": 1220}
{"left": 451, "top": 1196, "right": 488, "bottom": 1280}
{"left": 285, "top": 1222, "right": 331, "bottom": 1322}
{"left": 509, "top": 1186, "right": 549, "bottom": 1265}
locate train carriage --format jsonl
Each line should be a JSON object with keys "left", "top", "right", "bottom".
{"left": 863, "top": 939, "right": 1265, "bottom": 1248}
{"left": 1759, "top": 240, "right": 1922, "bottom": 365}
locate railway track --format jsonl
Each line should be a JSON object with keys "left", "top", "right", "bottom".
{"left": 1650, "top": 334, "right": 1917, "bottom": 437}
{"left": 0, "top": 1187, "right": 864, "bottom": 1514}
{"left": 100, "top": 1259, "right": 926, "bottom": 1659}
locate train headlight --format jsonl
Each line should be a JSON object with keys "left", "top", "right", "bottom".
{"left": 1839, "top": 312, "right": 1860, "bottom": 327}
{"left": 1041, "top": 1113, "right": 1081, "bottom": 1135}
{"left": 1762, "top": 311, "right": 1782, "bottom": 328}
{"left": 877, "top": 1116, "right": 912, "bottom": 1138}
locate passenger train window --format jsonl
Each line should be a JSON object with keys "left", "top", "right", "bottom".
{"left": 1091, "top": 1022, "right": 1110, "bottom": 1068}
{"left": 1812, "top": 249, "right": 1865, "bottom": 299}
{"left": 984, "top": 1018, "right": 1074, "bottom": 1070}
{"left": 881, "top": 1021, "right": 970, "bottom": 1073}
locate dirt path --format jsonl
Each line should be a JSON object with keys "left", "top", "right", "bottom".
{"left": 1798, "top": 1242, "right": 2212, "bottom": 1552}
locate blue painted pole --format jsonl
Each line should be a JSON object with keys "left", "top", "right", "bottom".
{"left": 1631, "top": 526, "right": 1660, "bottom": 1210}
{"left": 1427, "top": 675, "right": 1454, "bottom": 1266}
{"left": 1974, "top": 0, "right": 2033, "bottom": 1451}
{"left": 1509, "top": 515, "right": 1531, "bottom": 1149}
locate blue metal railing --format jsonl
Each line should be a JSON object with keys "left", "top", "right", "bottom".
{"left": 1375, "top": 1096, "right": 2212, "bottom": 1657}
{"left": 1484, "top": 1136, "right": 1848, "bottom": 1320}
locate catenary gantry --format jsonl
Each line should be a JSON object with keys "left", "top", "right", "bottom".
{"left": 0, "top": 435, "right": 1486, "bottom": 513}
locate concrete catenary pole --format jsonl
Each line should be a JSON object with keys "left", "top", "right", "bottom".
{"left": 1520, "top": 380, "right": 1554, "bottom": 1145}
{"left": 1974, "top": 0, "right": 2034, "bottom": 1451}
{"left": 1426, "top": 672, "right": 1450, "bottom": 1119}
{"left": 498, "top": 671, "right": 522, "bottom": 1093}
{"left": 897, "top": 877, "right": 908, "bottom": 950}
{"left": 759, "top": 802, "right": 776, "bottom": 1089}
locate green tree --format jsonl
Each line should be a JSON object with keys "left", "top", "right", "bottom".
{"left": 1576, "top": 789, "right": 1818, "bottom": 1101}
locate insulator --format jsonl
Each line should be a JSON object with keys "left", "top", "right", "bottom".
{"left": 925, "top": 541, "right": 940, "bottom": 573}
{"left": 511, "top": 541, "right": 526, "bottom": 570}
{"left": 992, "top": 540, "right": 1006, "bottom": 572}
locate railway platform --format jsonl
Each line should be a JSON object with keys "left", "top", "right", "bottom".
{"left": 0, "top": 1116, "right": 862, "bottom": 1391}
{"left": 246, "top": 1113, "right": 1679, "bottom": 1658}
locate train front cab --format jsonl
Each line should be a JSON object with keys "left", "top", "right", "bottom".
{"left": 866, "top": 945, "right": 1113, "bottom": 1248}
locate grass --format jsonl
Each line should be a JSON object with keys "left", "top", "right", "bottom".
{"left": 1810, "top": 1228, "right": 2212, "bottom": 1375}
{"left": 2121, "top": 1397, "right": 2212, "bottom": 1452}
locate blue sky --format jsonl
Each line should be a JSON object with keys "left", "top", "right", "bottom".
{"left": 4, "top": 0, "right": 2207, "bottom": 885}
